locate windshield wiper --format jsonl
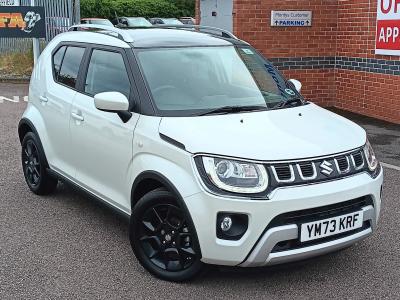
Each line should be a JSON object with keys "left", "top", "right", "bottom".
{"left": 198, "top": 105, "right": 268, "bottom": 116}
{"left": 273, "top": 97, "right": 304, "bottom": 109}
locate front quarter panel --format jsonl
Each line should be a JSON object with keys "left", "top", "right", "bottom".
{"left": 129, "top": 116, "right": 202, "bottom": 209}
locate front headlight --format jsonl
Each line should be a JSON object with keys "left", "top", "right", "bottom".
{"left": 201, "top": 156, "right": 268, "bottom": 194}
{"left": 363, "top": 139, "right": 379, "bottom": 171}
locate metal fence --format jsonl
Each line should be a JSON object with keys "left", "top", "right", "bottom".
{"left": 0, "top": 0, "right": 80, "bottom": 54}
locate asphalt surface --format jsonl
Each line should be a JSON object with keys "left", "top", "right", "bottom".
{"left": 1, "top": 83, "right": 400, "bottom": 299}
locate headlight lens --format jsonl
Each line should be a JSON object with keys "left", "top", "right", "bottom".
{"left": 202, "top": 156, "right": 268, "bottom": 193}
{"left": 363, "top": 139, "right": 378, "bottom": 171}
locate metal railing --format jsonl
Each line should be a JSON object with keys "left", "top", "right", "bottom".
{"left": 0, "top": 0, "right": 80, "bottom": 54}
{"left": 68, "top": 24, "right": 238, "bottom": 44}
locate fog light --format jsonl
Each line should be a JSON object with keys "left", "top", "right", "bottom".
{"left": 216, "top": 213, "right": 248, "bottom": 240}
{"left": 221, "top": 216, "right": 232, "bottom": 231}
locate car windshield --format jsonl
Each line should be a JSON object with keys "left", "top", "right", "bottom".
{"left": 90, "top": 19, "right": 113, "bottom": 26}
{"left": 161, "top": 18, "right": 183, "bottom": 25}
{"left": 127, "top": 17, "right": 152, "bottom": 27}
{"left": 137, "top": 46, "right": 302, "bottom": 116}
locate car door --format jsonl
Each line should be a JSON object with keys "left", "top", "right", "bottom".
{"left": 70, "top": 46, "right": 139, "bottom": 212}
{"left": 42, "top": 44, "right": 86, "bottom": 178}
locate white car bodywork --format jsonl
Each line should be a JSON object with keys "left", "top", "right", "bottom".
{"left": 22, "top": 30, "right": 383, "bottom": 267}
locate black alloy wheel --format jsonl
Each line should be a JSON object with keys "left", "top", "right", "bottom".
{"left": 21, "top": 132, "right": 58, "bottom": 195}
{"left": 22, "top": 139, "right": 41, "bottom": 188}
{"left": 130, "top": 189, "right": 204, "bottom": 281}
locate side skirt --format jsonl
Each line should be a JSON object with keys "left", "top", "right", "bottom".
{"left": 47, "top": 168, "right": 131, "bottom": 221}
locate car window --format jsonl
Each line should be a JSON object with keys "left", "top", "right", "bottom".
{"left": 84, "top": 49, "right": 130, "bottom": 98}
{"left": 57, "top": 46, "right": 85, "bottom": 88}
{"left": 138, "top": 46, "right": 300, "bottom": 115}
{"left": 53, "top": 46, "right": 66, "bottom": 80}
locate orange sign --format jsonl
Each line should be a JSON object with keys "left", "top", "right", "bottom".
{"left": 0, "top": 13, "right": 26, "bottom": 29}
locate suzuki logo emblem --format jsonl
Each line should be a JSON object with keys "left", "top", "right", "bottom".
{"left": 320, "top": 160, "right": 334, "bottom": 176}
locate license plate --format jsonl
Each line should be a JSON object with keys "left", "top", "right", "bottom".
{"left": 300, "top": 211, "right": 364, "bottom": 242}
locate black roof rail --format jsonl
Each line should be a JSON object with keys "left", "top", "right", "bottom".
{"left": 68, "top": 24, "right": 134, "bottom": 42}
{"left": 153, "top": 24, "right": 238, "bottom": 39}
{"left": 68, "top": 24, "right": 239, "bottom": 43}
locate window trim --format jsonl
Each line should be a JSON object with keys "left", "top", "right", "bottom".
{"left": 51, "top": 42, "right": 88, "bottom": 91}
{"left": 76, "top": 44, "right": 140, "bottom": 113}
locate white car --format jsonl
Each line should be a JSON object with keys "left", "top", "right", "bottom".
{"left": 19, "top": 24, "right": 383, "bottom": 282}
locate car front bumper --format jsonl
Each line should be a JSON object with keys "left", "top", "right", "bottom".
{"left": 184, "top": 169, "right": 383, "bottom": 266}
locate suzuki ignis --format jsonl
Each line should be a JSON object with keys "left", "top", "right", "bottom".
{"left": 19, "top": 24, "right": 383, "bottom": 281}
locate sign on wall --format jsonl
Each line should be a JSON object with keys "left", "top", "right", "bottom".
{"left": 0, "top": 6, "right": 46, "bottom": 38}
{"left": 376, "top": 0, "right": 400, "bottom": 55}
{"left": 271, "top": 11, "right": 312, "bottom": 27}
{"left": 0, "top": 0, "right": 20, "bottom": 6}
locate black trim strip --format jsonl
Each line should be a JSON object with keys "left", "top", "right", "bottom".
{"left": 159, "top": 133, "right": 186, "bottom": 150}
{"left": 270, "top": 56, "right": 400, "bottom": 76}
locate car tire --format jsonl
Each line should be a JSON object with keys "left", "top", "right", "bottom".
{"left": 130, "top": 189, "right": 204, "bottom": 282}
{"left": 21, "top": 132, "right": 58, "bottom": 195}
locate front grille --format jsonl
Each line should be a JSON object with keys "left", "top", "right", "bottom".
{"left": 267, "top": 149, "right": 366, "bottom": 189}
{"left": 297, "top": 162, "right": 316, "bottom": 179}
{"left": 336, "top": 156, "right": 350, "bottom": 173}
{"left": 267, "top": 197, "right": 373, "bottom": 252}
{"left": 272, "top": 165, "right": 294, "bottom": 182}
{"left": 352, "top": 152, "right": 364, "bottom": 169}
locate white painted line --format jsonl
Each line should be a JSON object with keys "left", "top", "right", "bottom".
{"left": 381, "top": 162, "right": 400, "bottom": 171}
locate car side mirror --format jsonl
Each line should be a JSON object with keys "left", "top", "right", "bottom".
{"left": 94, "top": 92, "right": 132, "bottom": 123}
{"left": 287, "top": 79, "right": 302, "bottom": 92}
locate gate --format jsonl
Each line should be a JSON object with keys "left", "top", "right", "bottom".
{"left": 0, "top": 0, "right": 80, "bottom": 53}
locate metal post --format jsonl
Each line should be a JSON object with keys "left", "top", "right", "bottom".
{"left": 31, "top": 0, "right": 40, "bottom": 64}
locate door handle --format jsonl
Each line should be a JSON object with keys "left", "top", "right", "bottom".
{"left": 71, "top": 112, "right": 84, "bottom": 122}
{"left": 39, "top": 96, "right": 48, "bottom": 103}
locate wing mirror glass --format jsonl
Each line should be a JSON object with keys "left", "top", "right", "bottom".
{"left": 287, "top": 79, "right": 302, "bottom": 92}
{"left": 94, "top": 92, "right": 132, "bottom": 123}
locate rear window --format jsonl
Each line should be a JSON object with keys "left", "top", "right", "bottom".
{"left": 56, "top": 46, "right": 85, "bottom": 89}
{"left": 52, "top": 46, "right": 66, "bottom": 79}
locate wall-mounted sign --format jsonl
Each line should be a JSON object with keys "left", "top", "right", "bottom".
{"left": 271, "top": 11, "right": 312, "bottom": 27}
{"left": 376, "top": 0, "right": 400, "bottom": 56}
{"left": 0, "top": 0, "right": 20, "bottom": 5}
{"left": 0, "top": 6, "right": 46, "bottom": 38}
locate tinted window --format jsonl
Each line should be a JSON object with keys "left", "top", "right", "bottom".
{"left": 58, "top": 46, "right": 85, "bottom": 88}
{"left": 53, "top": 46, "right": 66, "bottom": 80}
{"left": 84, "top": 50, "right": 130, "bottom": 98}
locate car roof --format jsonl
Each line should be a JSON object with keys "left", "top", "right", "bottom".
{"left": 63, "top": 27, "right": 247, "bottom": 48}
{"left": 127, "top": 28, "right": 242, "bottom": 48}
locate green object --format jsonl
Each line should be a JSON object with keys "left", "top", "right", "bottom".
{"left": 80, "top": 0, "right": 195, "bottom": 19}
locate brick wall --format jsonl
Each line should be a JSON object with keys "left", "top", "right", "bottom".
{"left": 196, "top": 0, "right": 400, "bottom": 124}
{"left": 335, "top": 0, "right": 400, "bottom": 123}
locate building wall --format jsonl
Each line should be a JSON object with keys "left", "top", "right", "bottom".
{"left": 196, "top": 0, "right": 400, "bottom": 124}
{"left": 335, "top": 0, "right": 400, "bottom": 123}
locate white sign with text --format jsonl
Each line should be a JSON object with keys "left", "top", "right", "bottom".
{"left": 376, "top": 0, "right": 400, "bottom": 55}
{"left": 271, "top": 11, "right": 312, "bottom": 27}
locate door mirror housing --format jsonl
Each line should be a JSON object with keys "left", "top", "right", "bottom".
{"left": 94, "top": 92, "right": 132, "bottom": 123}
{"left": 287, "top": 79, "right": 302, "bottom": 92}
{"left": 94, "top": 92, "right": 129, "bottom": 112}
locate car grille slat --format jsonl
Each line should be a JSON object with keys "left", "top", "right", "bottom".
{"left": 271, "top": 165, "right": 294, "bottom": 182}
{"left": 352, "top": 152, "right": 364, "bottom": 169}
{"left": 268, "top": 149, "right": 366, "bottom": 187}
{"left": 335, "top": 156, "right": 350, "bottom": 173}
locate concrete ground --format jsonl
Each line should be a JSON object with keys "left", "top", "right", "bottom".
{"left": 1, "top": 83, "right": 399, "bottom": 299}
